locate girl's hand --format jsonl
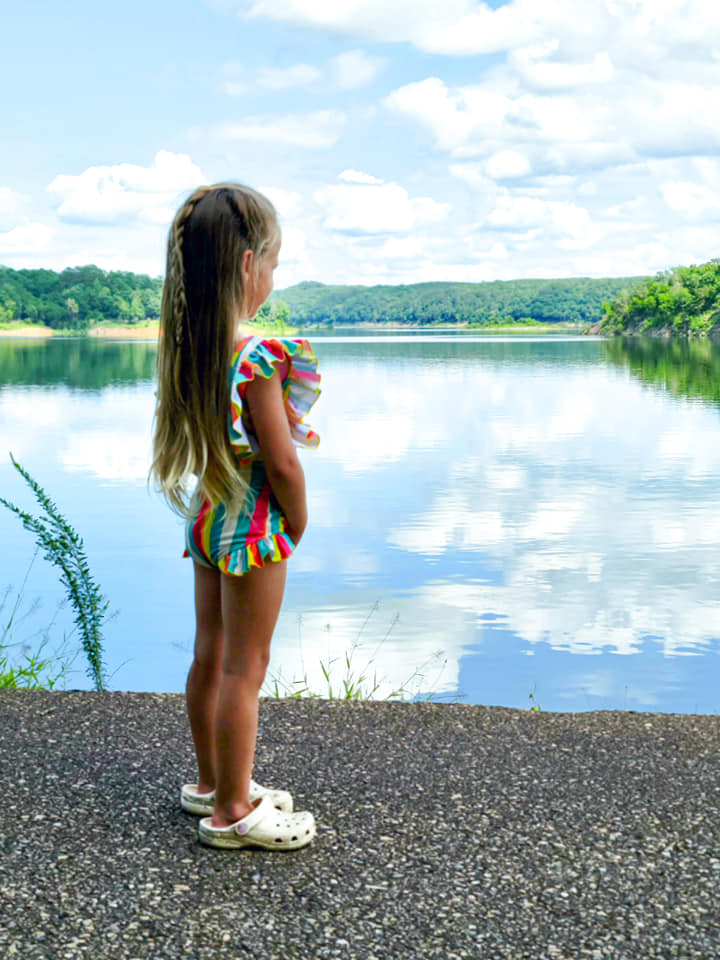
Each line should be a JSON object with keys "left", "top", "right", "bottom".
{"left": 245, "top": 370, "right": 308, "bottom": 540}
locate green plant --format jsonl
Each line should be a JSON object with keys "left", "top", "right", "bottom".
{"left": 0, "top": 569, "right": 76, "bottom": 689}
{"left": 528, "top": 691, "right": 542, "bottom": 712}
{"left": 0, "top": 638, "right": 70, "bottom": 689}
{"left": 264, "top": 603, "right": 450, "bottom": 701}
{"left": 0, "top": 456, "right": 109, "bottom": 690}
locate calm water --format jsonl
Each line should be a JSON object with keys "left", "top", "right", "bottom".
{"left": 1, "top": 333, "right": 719, "bottom": 713}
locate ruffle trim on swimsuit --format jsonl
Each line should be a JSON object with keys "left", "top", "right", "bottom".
{"left": 229, "top": 336, "right": 321, "bottom": 461}
{"left": 216, "top": 530, "right": 296, "bottom": 576}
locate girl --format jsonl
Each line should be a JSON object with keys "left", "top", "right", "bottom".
{"left": 151, "top": 183, "right": 321, "bottom": 851}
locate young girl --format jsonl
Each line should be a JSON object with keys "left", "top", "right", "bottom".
{"left": 151, "top": 183, "right": 321, "bottom": 851}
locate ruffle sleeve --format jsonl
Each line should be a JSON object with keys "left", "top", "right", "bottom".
{"left": 229, "top": 335, "right": 321, "bottom": 461}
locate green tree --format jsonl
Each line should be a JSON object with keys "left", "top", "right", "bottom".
{"left": 255, "top": 298, "right": 291, "bottom": 331}
{"left": 0, "top": 296, "right": 16, "bottom": 323}
{"left": 65, "top": 297, "right": 80, "bottom": 326}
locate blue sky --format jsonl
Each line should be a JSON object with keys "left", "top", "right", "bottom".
{"left": 1, "top": 0, "right": 719, "bottom": 287}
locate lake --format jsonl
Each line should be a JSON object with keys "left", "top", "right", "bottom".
{"left": 1, "top": 332, "right": 719, "bottom": 713}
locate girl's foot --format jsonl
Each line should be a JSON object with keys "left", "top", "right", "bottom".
{"left": 198, "top": 796, "right": 316, "bottom": 851}
{"left": 181, "top": 779, "right": 293, "bottom": 815}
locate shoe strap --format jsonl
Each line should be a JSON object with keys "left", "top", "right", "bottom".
{"left": 234, "top": 795, "right": 273, "bottom": 835}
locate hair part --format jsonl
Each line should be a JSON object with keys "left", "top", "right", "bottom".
{"left": 151, "top": 183, "right": 279, "bottom": 514}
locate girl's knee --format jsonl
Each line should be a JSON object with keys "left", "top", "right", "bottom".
{"left": 190, "top": 652, "right": 223, "bottom": 686}
{"left": 221, "top": 647, "right": 270, "bottom": 688}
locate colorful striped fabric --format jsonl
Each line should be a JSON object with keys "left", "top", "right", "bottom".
{"left": 184, "top": 336, "right": 321, "bottom": 576}
{"left": 230, "top": 336, "right": 321, "bottom": 462}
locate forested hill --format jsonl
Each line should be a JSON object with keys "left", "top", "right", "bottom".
{"left": 0, "top": 265, "right": 162, "bottom": 329}
{"left": 0, "top": 263, "right": 644, "bottom": 329}
{"left": 598, "top": 259, "right": 720, "bottom": 338}
{"left": 275, "top": 277, "right": 645, "bottom": 326}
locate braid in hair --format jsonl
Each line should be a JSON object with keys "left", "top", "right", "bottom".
{"left": 167, "top": 185, "right": 212, "bottom": 349}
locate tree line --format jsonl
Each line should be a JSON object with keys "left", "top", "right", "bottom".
{"left": 0, "top": 265, "right": 162, "bottom": 329}
{"left": 10, "top": 261, "right": 719, "bottom": 334}
{"left": 599, "top": 259, "right": 720, "bottom": 338}
{"left": 1, "top": 264, "right": 649, "bottom": 330}
{"left": 276, "top": 277, "right": 645, "bottom": 326}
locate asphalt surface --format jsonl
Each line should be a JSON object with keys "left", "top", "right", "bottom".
{"left": 1, "top": 691, "right": 719, "bottom": 959}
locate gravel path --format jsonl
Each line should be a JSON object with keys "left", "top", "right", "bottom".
{"left": 1, "top": 691, "right": 718, "bottom": 959}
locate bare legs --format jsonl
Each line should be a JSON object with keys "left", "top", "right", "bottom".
{"left": 186, "top": 560, "right": 288, "bottom": 828}
{"left": 186, "top": 564, "right": 224, "bottom": 794}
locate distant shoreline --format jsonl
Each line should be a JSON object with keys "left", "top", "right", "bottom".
{"left": 318, "top": 321, "right": 586, "bottom": 334}
{"left": 0, "top": 322, "right": 160, "bottom": 339}
{"left": 0, "top": 322, "right": 294, "bottom": 340}
{"left": 0, "top": 321, "right": 587, "bottom": 339}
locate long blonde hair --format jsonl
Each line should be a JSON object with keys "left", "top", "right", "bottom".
{"left": 151, "top": 183, "right": 279, "bottom": 514}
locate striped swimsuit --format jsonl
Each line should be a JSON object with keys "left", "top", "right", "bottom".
{"left": 184, "top": 335, "right": 321, "bottom": 576}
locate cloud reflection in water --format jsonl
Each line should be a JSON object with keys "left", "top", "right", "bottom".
{"left": 2, "top": 335, "right": 720, "bottom": 710}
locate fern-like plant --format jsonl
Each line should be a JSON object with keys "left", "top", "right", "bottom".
{"left": 0, "top": 456, "right": 108, "bottom": 690}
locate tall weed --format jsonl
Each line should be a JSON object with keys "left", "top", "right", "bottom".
{"left": 0, "top": 456, "right": 108, "bottom": 691}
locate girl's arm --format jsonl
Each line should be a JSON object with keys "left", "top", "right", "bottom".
{"left": 244, "top": 371, "right": 308, "bottom": 544}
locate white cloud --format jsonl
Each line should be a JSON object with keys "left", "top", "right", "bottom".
{"left": 47, "top": 151, "right": 205, "bottom": 226}
{"left": 242, "top": 0, "right": 720, "bottom": 60}
{"left": 0, "top": 187, "right": 19, "bottom": 211}
{"left": 222, "top": 49, "right": 382, "bottom": 96}
{"left": 0, "top": 221, "right": 53, "bottom": 254}
{"left": 385, "top": 78, "right": 502, "bottom": 152}
{"left": 275, "top": 225, "right": 309, "bottom": 279}
{"left": 448, "top": 162, "right": 494, "bottom": 191}
{"left": 661, "top": 160, "right": 720, "bottom": 222}
{"left": 0, "top": 188, "right": 28, "bottom": 230}
{"left": 338, "top": 169, "right": 384, "bottom": 184}
{"left": 485, "top": 192, "right": 601, "bottom": 249}
{"left": 258, "top": 185, "right": 302, "bottom": 218}
{"left": 314, "top": 177, "right": 451, "bottom": 234}
{"left": 0, "top": 387, "right": 153, "bottom": 481}
{"left": 244, "top": 0, "right": 540, "bottom": 54}
{"left": 216, "top": 109, "right": 346, "bottom": 148}
{"left": 62, "top": 430, "right": 151, "bottom": 481}
{"left": 578, "top": 181, "right": 598, "bottom": 197}
{"left": 662, "top": 183, "right": 720, "bottom": 221}
{"left": 378, "top": 235, "right": 435, "bottom": 261}
{"left": 378, "top": 8, "right": 720, "bottom": 176}
{"left": 385, "top": 77, "right": 613, "bottom": 163}
{"left": 377, "top": 365, "right": 720, "bottom": 664}
{"left": 509, "top": 44, "right": 615, "bottom": 91}
{"left": 485, "top": 150, "right": 531, "bottom": 180}
{"left": 8, "top": 1, "right": 720, "bottom": 283}
{"left": 329, "top": 49, "right": 385, "bottom": 88}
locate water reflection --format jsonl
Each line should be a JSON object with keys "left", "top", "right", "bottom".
{"left": 0, "top": 337, "right": 157, "bottom": 388}
{"left": 1, "top": 335, "right": 719, "bottom": 711}
{"left": 603, "top": 336, "right": 720, "bottom": 408}
{"left": 307, "top": 335, "right": 720, "bottom": 710}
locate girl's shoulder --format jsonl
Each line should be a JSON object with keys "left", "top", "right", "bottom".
{"left": 231, "top": 335, "right": 319, "bottom": 386}
{"left": 229, "top": 335, "right": 321, "bottom": 455}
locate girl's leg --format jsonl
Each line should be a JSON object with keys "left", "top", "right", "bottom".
{"left": 187, "top": 562, "right": 224, "bottom": 794}
{"left": 212, "top": 559, "right": 288, "bottom": 828}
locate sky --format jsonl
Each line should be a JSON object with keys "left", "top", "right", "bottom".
{"left": 1, "top": 0, "right": 719, "bottom": 288}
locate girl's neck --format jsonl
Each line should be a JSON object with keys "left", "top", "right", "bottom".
{"left": 235, "top": 320, "right": 255, "bottom": 343}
